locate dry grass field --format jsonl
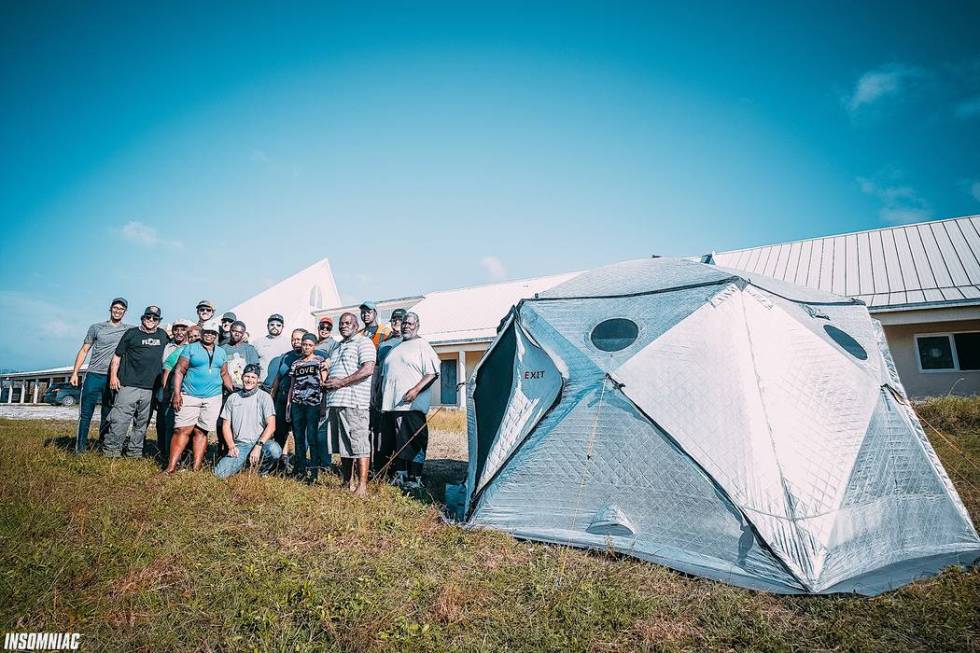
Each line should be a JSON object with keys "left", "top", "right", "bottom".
{"left": 0, "top": 398, "right": 978, "bottom": 651}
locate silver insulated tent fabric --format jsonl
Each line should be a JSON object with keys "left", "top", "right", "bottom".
{"left": 464, "top": 257, "right": 980, "bottom": 595}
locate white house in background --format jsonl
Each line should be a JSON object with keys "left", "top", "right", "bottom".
{"left": 311, "top": 273, "right": 579, "bottom": 409}
{"left": 712, "top": 215, "right": 980, "bottom": 398}
{"left": 5, "top": 217, "right": 978, "bottom": 405}
{"left": 230, "top": 258, "right": 340, "bottom": 337}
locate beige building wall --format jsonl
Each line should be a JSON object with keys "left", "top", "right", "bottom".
{"left": 432, "top": 348, "right": 487, "bottom": 407}
{"left": 882, "top": 318, "right": 980, "bottom": 398}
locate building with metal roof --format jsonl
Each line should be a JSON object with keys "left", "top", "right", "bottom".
{"left": 3, "top": 217, "right": 976, "bottom": 406}
{"left": 713, "top": 215, "right": 980, "bottom": 397}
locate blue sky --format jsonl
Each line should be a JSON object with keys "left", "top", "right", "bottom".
{"left": 1, "top": 1, "right": 979, "bottom": 369}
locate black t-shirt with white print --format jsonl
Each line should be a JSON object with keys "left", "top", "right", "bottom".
{"left": 114, "top": 327, "right": 167, "bottom": 389}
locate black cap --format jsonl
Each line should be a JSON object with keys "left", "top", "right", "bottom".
{"left": 111, "top": 297, "right": 128, "bottom": 309}
{"left": 268, "top": 313, "right": 284, "bottom": 323}
{"left": 142, "top": 305, "right": 162, "bottom": 319}
{"left": 301, "top": 333, "right": 318, "bottom": 344}
{"left": 243, "top": 363, "right": 261, "bottom": 377}
{"left": 221, "top": 311, "right": 237, "bottom": 321}
{"left": 390, "top": 308, "right": 408, "bottom": 320}
{"left": 231, "top": 320, "right": 246, "bottom": 330}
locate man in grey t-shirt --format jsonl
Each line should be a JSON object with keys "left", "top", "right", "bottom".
{"left": 70, "top": 297, "right": 134, "bottom": 453}
{"left": 213, "top": 364, "right": 281, "bottom": 479}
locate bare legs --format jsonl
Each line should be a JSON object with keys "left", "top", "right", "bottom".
{"left": 163, "top": 425, "right": 208, "bottom": 474}
{"left": 340, "top": 457, "right": 370, "bottom": 496}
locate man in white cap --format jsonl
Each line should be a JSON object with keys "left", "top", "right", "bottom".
{"left": 165, "top": 319, "right": 232, "bottom": 473}
{"left": 70, "top": 297, "right": 133, "bottom": 453}
{"left": 195, "top": 299, "right": 216, "bottom": 328}
{"left": 104, "top": 305, "right": 168, "bottom": 458}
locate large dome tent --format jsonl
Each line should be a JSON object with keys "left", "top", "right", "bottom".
{"left": 464, "top": 257, "right": 980, "bottom": 594}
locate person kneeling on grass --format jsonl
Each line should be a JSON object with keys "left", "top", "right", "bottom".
{"left": 213, "top": 364, "right": 281, "bottom": 479}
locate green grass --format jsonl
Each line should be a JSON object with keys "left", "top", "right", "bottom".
{"left": 1, "top": 398, "right": 978, "bottom": 652}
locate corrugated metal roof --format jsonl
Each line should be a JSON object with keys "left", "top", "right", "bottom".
{"left": 713, "top": 215, "right": 980, "bottom": 311}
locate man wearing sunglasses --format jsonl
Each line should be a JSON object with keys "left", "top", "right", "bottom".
{"left": 195, "top": 299, "right": 216, "bottom": 328}
{"left": 104, "top": 305, "right": 168, "bottom": 458}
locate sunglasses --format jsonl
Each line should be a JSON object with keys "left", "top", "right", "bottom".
{"left": 143, "top": 315, "right": 161, "bottom": 321}
{"left": 319, "top": 324, "right": 332, "bottom": 330}
{"left": 198, "top": 307, "right": 213, "bottom": 313}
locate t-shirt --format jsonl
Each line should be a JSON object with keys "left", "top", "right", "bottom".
{"left": 219, "top": 389, "right": 276, "bottom": 443}
{"left": 272, "top": 350, "right": 302, "bottom": 399}
{"left": 324, "top": 335, "right": 376, "bottom": 409}
{"left": 381, "top": 337, "right": 441, "bottom": 413}
{"left": 358, "top": 323, "right": 393, "bottom": 349}
{"left": 316, "top": 338, "right": 338, "bottom": 359}
{"left": 163, "top": 345, "right": 186, "bottom": 372}
{"left": 371, "top": 335, "right": 403, "bottom": 408}
{"left": 253, "top": 334, "right": 290, "bottom": 381}
{"left": 221, "top": 342, "right": 260, "bottom": 389}
{"left": 289, "top": 355, "right": 325, "bottom": 406}
{"left": 162, "top": 341, "right": 180, "bottom": 363}
{"left": 179, "top": 342, "right": 228, "bottom": 398}
{"left": 83, "top": 320, "right": 134, "bottom": 374}
{"left": 114, "top": 327, "right": 167, "bottom": 389}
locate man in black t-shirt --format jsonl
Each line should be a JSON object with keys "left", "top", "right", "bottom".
{"left": 104, "top": 306, "right": 168, "bottom": 458}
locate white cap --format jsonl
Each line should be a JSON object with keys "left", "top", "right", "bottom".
{"left": 201, "top": 318, "right": 221, "bottom": 333}
{"left": 174, "top": 318, "right": 194, "bottom": 328}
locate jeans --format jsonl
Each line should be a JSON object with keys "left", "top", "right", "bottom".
{"left": 155, "top": 392, "right": 175, "bottom": 464}
{"left": 273, "top": 394, "right": 291, "bottom": 450}
{"left": 291, "top": 403, "right": 320, "bottom": 477}
{"left": 76, "top": 372, "right": 112, "bottom": 453}
{"left": 213, "top": 440, "right": 283, "bottom": 479}
{"left": 104, "top": 386, "right": 153, "bottom": 458}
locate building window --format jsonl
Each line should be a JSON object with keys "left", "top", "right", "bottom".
{"left": 915, "top": 332, "right": 980, "bottom": 372}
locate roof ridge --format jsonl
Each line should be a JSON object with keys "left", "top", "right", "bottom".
{"left": 716, "top": 214, "right": 980, "bottom": 256}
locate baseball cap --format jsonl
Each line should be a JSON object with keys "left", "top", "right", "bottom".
{"left": 301, "top": 332, "right": 318, "bottom": 344}
{"left": 243, "top": 363, "right": 261, "bottom": 377}
{"left": 318, "top": 315, "right": 334, "bottom": 327}
{"left": 142, "top": 305, "right": 162, "bottom": 319}
{"left": 110, "top": 297, "right": 128, "bottom": 309}
{"left": 390, "top": 308, "right": 407, "bottom": 320}
{"left": 359, "top": 300, "right": 377, "bottom": 311}
{"left": 196, "top": 299, "right": 215, "bottom": 310}
{"left": 231, "top": 320, "right": 246, "bottom": 330}
{"left": 201, "top": 318, "right": 221, "bottom": 333}
{"left": 173, "top": 318, "right": 193, "bottom": 328}
{"left": 268, "top": 313, "right": 284, "bottom": 323}
{"left": 221, "top": 311, "right": 237, "bottom": 321}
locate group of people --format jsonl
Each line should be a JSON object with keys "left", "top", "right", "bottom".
{"left": 70, "top": 296, "right": 441, "bottom": 496}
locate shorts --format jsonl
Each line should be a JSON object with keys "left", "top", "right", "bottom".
{"left": 175, "top": 394, "right": 223, "bottom": 432}
{"left": 327, "top": 406, "right": 370, "bottom": 459}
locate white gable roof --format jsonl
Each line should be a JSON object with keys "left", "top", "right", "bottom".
{"left": 231, "top": 258, "right": 340, "bottom": 335}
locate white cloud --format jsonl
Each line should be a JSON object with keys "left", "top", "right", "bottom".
{"left": 118, "top": 220, "right": 184, "bottom": 249}
{"left": 957, "top": 96, "right": 980, "bottom": 119}
{"left": 480, "top": 256, "right": 507, "bottom": 281}
{"left": 844, "top": 64, "right": 920, "bottom": 113}
{"left": 858, "top": 177, "right": 933, "bottom": 224}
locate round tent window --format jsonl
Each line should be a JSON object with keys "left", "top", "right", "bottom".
{"left": 824, "top": 325, "right": 868, "bottom": 360}
{"left": 590, "top": 318, "right": 639, "bottom": 352}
